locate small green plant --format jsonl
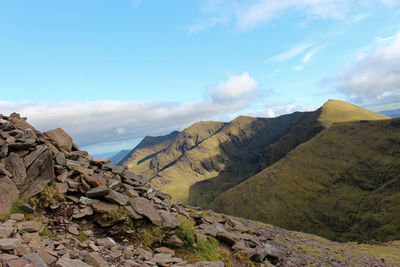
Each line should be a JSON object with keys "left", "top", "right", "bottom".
{"left": 77, "top": 229, "right": 89, "bottom": 242}
{"left": 176, "top": 217, "right": 196, "bottom": 247}
{"left": 102, "top": 206, "right": 129, "bottom": 221}
{"left": 40, "top": 226, "right": 57, "bottom": 239}
{"left": 247, "top": 230, "right": 253, "bottom": 235}
{"left": 29, "top": 196, "right": 39, "bottom": 209}
{"left": 10, "top": 198, "right": 26, "bottom": 214}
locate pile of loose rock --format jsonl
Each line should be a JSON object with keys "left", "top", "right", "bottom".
{"left": 0, "top": 113, "right": 398, "bottom": 267}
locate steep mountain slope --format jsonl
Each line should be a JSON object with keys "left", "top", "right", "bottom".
{"left": 211, "top": 118, "right": 399, "bottom": 242}
{"left": 121, "top": 100, "right": 389, "bottom": 206}
{"left": 122, "top": 114, "right": 312, "bottom": 203}
{"left": 118, "top": 130, "right": 180, "bottom": 169}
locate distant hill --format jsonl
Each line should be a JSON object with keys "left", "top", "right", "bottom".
{"left": 380, "top": 108, "right": 400, "bottom": 118}
{"left": 211, "top": 119, "right": 399, "bottom": 242}
{"left": 108, "top": 149, "right": 130, "bottom": 165}
{"left": 120, "top": 100, "right": 388, "bottom": 207}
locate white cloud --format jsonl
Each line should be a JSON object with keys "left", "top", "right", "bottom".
{"left": 115, "top": 128, "right": 126, "bottom": 135}
{"left": 207, "top": 72, "right": 260, "bottom": 103}
{"left": 265, "top": 43, "right": 315, "bottom": 63}
{"left": 244, "top": 100, "right": 317, "bottom": 118}
{"left": 0, "top": 73, "right": 262, "bottom": 152}
{"left": 326, "top": 30, "right": 400, "bottom": 105}
{"left": 192, "top": 0, "right": 398, "bottom": 32}
{"left": 294, "top": 66, "right": 305, "bottom": 71}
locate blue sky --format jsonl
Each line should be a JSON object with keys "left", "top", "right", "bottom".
{"left": 1, "top": 0, "right": 400, "bottom": 156}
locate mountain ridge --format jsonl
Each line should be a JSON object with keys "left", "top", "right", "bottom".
{"left": 120, "top": 99, "right": 389, "bottom": 207}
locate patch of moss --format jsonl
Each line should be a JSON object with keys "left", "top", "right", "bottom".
{"left": 0, "top": 198, "right": 35, "bottom": 221}
{"left": 39, "top": 182, "right": 65, "bottom": 208}
{"left": 128, "top": 219, "right": 166, "bottom": 248}
{"left": 40, "top": 225, "right": 57, "bottom": 239}
{"left": 102, "top": 206, "right": 129, "bottom": 221}
{"left": 176, "top": 217, "right": 196, "bottom": 247}
{"left": 77, "top": 229, "right": 89, "bottom": 242}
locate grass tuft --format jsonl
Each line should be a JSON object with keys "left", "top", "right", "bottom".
{"left": 176, "top": 217, "right": 196, "bottom": 248}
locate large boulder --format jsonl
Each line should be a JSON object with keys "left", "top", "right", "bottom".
{"left": 130, "top": 197, "right": 163, "bottom": 227}
{"left": 4, "top": 152, "right": 26, "bottom": 188}
{"left": 44, "top": 128, "right": 73, "bottom": 150}
{"left": 20, "top": 150, "right": 55, "bottom": 199}
{"left": 8, "top": 113, "right": 35, "bottom": 131}
{"left": 0, "top": 176, "right": 19, "bottom": 215}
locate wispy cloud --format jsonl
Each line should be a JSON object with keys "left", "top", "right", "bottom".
{"left": 264, "top": 43, "right": 315, "bottom": 63}
{"left": 302, "top": 46, "right": 323, "bottom": 63}
{"left": 266, "top": 68, "right": 282, "bottom": 78}
{"left": 191, "top": 0, "right": 398, "bottom": 32}
{"left": 0, "top": 73, "right": 263, "bottom": 150}
{"left": 375, "top": 34, "right": 396, "bottom": 44}
{"left": 187, "top": 16, "right": 228, "bottom": 34}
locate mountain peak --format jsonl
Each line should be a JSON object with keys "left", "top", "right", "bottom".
{"left": 318, "top": 99, "right": 389, "bottom": 127}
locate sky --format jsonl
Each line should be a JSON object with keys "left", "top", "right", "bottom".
{"left": 1, "top": 0, "right": 400, "bottom": 157}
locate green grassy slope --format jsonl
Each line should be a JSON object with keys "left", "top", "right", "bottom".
{"left": 211, "top": 119, "right": 399, "bottom": 242}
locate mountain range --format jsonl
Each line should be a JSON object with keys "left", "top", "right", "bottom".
{"left": 117, "top": 100, "right": 400, "bottom": 242}
{"left": 1, "top": 108, "right": 399, "bottom": 266}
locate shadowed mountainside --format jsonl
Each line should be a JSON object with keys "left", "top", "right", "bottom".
{"left": 117, "top": 130, "right": 180, "bottom": 168}
{"left": 211, "top": 119, "right": 399, "bottom": 242}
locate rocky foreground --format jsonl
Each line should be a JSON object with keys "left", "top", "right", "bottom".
{"left": 0, "top": 113, "right": 399, "bottom": 267}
